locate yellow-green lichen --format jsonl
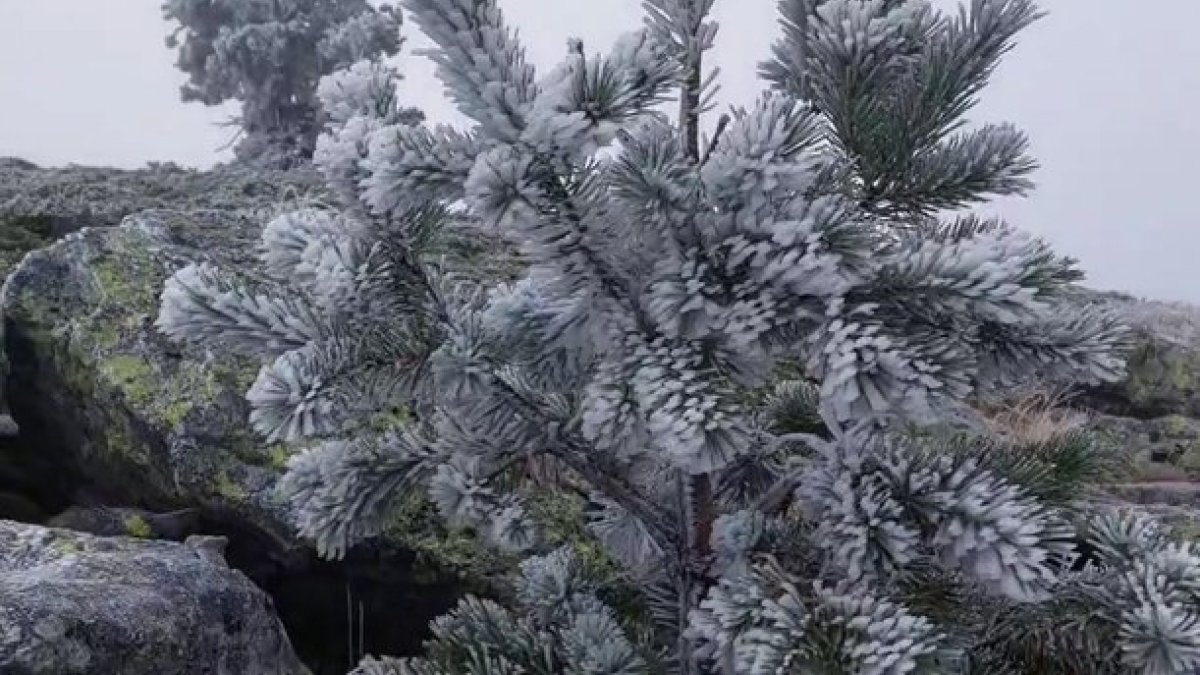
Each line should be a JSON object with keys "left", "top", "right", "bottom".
{"left": 1165, "top": 415, "right": 1192, "bottom": 437}
{"left": 124, "top": 515, "right": 153, "bottom": 538}
{"left": 268, "top": 444, "right": 293, "bottom": 471}
{"left": 367, "top": 404, "right": 413, "bottom": 432}
{"left": 1172, "top": 355, "right": 1196, "bottom": 391}
{"left": 96, "top": 349, "right": 240, "bottom": 434}
{"left": 382, "top": 488, "right": 649, "bottom": 615}
{"left": 100, "top": 356, "right": 156, "bottom": 408}
{"left": 103, "top": 412, "right": 155, "bottom": 472}
{"left": 91, "top": 240, "right": 158, "bottom": 314}
{"left": 526, "top": 491, "right": 647, "bottom": 620}
{"left": 51, "top": 538, "right": 84, "bottom": 556}
{"left": 228, "top": 357, "right": 263, "bottom": 393}
{"left": 527, "top": 491, "right": 619, "bottom": 579}
{"left": 214, "top": 471, "right": 248, "bottom": 502}
{"left": 223, "top": 431, "right": 273, "bottom": 468}
{"left": 95, "top": 325, "right": 121, "bottom": 350}
{"left": 1124, "top": 341, "right": 1200, "bottom": 413}
{"left": 161, "top": 400, "right": 193, "bottom": 429}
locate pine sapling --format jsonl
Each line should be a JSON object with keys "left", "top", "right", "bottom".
{"left": 157, "top": 1, "right": 1200, "bottom": 673}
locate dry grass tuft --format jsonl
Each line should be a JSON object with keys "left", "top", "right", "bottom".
{"left": 977, "top": 384, "right": 1092, "bottom": 445}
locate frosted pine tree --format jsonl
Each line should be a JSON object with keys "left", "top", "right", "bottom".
{"left": 157, "top": 0, "right": 1200, "bottom": 673}
{"left": 163, "top": 0, "right": 415, "bottom": 168}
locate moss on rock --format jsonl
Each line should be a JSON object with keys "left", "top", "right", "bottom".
{"left": 1081, "top": 292, "right": 1200, "bottom": 419}
{"left": 1122, "top": 340, "right": 1200, "bottom": 417}
{"left": 123, "top": 514, "right": 153, "bottom": 538}
{"left": 1, "top": 208, "right": 500, "bottom": 596}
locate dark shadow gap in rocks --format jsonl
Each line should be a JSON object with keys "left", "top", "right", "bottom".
{"left": 2, "top": 319, "right": 462, "bottom": 675}
{"left": 192, "top": 510, "right": 463, "bottom": 675}
{"left": 1, "top": 320, "right": 77, "bottom": 516}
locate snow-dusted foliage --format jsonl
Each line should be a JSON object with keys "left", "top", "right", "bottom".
{"left": 157, "top": 0, "right": 1200, "bottom": 672}
{"left": 162, "top": 0, "right": 409, "bottom": 168}
{"left": 351, "top": 547, "right": 650, "bottom": 674}
{"left": 314, "top": 56, "right": 425, "bottom": 207}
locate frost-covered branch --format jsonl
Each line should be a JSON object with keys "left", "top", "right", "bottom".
{"left": 404, "top": 0, "right": 538, "bottom": 142}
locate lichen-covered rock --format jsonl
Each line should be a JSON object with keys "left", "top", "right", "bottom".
{"left": 0, "top": 207, "right": 511, "bottom": 579}
{"left": 0, "top": 519, "right": 309, "bottom": 675}
{"left": 0, "top": 161, "right": 329, "bottom": 423}
{"left": 1051, "top": 291, "right": 1200, "bottom": 523}
{"left": 1089, "top": 412, "right": 1200, "bottom": 481}
{"left": 1077, "top": 290, "right": 1200, "bottom": 419}
{"left": 1, "top": 210, "right": 294, "bottom": 533}
{"left": 0, "top": 208, "right": 520, "bottom": 671}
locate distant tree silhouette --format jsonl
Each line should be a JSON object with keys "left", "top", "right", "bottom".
{"left": 163, "top": 0, "right": 407, "bottom": 168}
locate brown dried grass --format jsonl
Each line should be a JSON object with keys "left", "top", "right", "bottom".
{"left": 977, "top": 384, "right": 1092, "bottom": 445}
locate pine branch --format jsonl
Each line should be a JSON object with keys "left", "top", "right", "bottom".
{"left": 697, "top": 112, "right": 731, "bottom": 167}
{"left": 472, "top": 365, "right": 681, "bottom": 552}
{"left": 680, "top": 54, "right": 702, "bottom": 162}
{"left": 402, "top": 0, "right": 537, "bottom": 142}
{"left": 675, "top": 473, "right": 703, "bottom": 675}
{"left": 643, "top": 0, "right": 719, "bottom": 163}
{"left": 754, "top": 431, "right": 829, "bottom": 515}
{"left": 157, "top": 261, "right": 328, "bottom": 358}
{"left": 547, "top": 440, "right": 681, "bottom": 553}
{"left": 277, "top": 427, "right": 439, "bottom": 559}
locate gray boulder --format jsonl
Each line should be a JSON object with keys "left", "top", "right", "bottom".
{"left": 1079, "top": 290, "right": 1200, "bottom": 419}
{"left": 0, "top": 519, "right": 308, "bottom": 675}
{"left": 0, "top": 161, "right": 327, "bottom": 296}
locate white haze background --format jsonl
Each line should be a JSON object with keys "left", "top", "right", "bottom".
{"left": 0, "top": 0, "right": 1197, "bottom": 303}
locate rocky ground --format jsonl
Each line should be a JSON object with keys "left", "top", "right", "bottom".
{"left": 0, "top": 159, "right": 1198, "bottom": 673}
{"left": 0, "top": 157, "right": 328, "bottom": 284}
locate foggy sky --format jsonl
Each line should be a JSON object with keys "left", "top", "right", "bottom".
{"left": 1, "top": 1, "right": 1198, "bottom": 303}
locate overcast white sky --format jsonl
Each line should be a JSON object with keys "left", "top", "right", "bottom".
{"left": 1, "top": 1, "right": 1198, "bottom": 303}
